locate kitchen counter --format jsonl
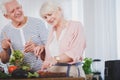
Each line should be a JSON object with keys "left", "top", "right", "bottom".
{"left": 6, "top": 77, "right": 85, "bottom": 80}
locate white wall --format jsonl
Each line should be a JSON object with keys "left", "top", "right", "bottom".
{"left": 116, "top": 0, "right": 120, "bottom": 58}
{"left": 0, "top": 0, "right": 9, "bottom": 32}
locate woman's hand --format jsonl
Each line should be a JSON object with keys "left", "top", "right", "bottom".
{"left": 34, "top": 45, "right": 45, "bottom": 57}
{"left": 24, "top": 41, "right": 37, "bottom": 53}
{"left": 41, "top": 61, "right": 51, "bottom": 71}
{"left": 41, "top": 58, "right": 57, "bottom": 71}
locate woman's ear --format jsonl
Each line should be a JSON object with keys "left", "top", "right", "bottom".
{"left": 57, "top": 7, "right": 63, "bottom": 16}
{"left": 58, "top": 7, "right": 62, "bottom": 11}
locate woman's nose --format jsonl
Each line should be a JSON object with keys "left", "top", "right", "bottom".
{"left": 46, "top": 16, "right": 51, "bottom": 22}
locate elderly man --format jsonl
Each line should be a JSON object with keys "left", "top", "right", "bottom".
{"left": 0, "top": 0, "right": 48, "bottom": 71}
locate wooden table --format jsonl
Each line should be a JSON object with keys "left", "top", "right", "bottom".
{"left": 5, "top": 77, "right": 85, "bottom": 80}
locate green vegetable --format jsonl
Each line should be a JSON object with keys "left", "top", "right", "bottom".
{"left": 82, "top": 57, "right": 93, "bottom": 74}
{"left": 0, "top": 71, "right": 11, "bottom": 79}
{"left": 22, "top": 65, "right": 31, "bottom": 71}
{"left": 27, "top": 72, "right": 39, "bottom": 78}
{"left": 9, "top": 50, "right": 31, "bottom": 71}
{"left": 9, "top": 50, "right": 24, "bottom": 66}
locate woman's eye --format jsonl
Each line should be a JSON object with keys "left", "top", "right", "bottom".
{"left": 48, "top": 14, "right": 52, "bottom": 16}
{"left": 43, "top": 16, "right": 47, "bottom": 19}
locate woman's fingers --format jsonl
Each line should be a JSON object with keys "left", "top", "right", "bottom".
{"left": 34, "top": 46, "right": 40, "bottom": 56}
{"left": 34, "top": 46, "right": 44, "bottom": 56}
{"left": 38, "top": 48, "right": 43, "bottom": 55}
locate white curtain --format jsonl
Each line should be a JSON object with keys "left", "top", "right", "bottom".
{"left": 83, "top": 0, "right": 117, "bottom": 78}
{"left": 116, "top": 0, "right": 120, "bottom": 58}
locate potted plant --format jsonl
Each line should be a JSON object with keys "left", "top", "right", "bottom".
{"left": 82, "top": 57, "right": 93, "bottom": 80}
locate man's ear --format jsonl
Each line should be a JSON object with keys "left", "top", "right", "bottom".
{"left": 4, "top": 14, "right": 10, "bottom": 19}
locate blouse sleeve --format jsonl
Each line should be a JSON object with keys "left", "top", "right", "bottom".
{"left": 64, "top": 22, "right": 86, "bottom": 63}
{"left": 45, "top": 28, "right": 54, "bottom": 61}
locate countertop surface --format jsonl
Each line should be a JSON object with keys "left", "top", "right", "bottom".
{"left": 4, "top": 77, "right": 85, "bottom": 80}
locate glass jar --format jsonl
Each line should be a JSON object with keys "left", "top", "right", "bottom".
{"left": 92, "top": 59, "right": 102, "bottom": 80}
{"left": 92, "top": 59, "right": 101, "bottom": 73}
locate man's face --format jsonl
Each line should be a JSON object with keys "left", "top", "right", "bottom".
{"left": 4, "top": 0, "right": 24, "bottom": 23}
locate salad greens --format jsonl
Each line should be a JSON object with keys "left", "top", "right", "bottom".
{"left": 9, "top": 50, "right": 30, "bottom": 70}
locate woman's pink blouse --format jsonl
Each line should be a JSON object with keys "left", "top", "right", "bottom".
{"left": 45, "top": 21, "right": 86, "bottom": 64}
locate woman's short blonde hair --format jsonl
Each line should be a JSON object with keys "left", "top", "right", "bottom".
{"left": 40, "top": 0, "right": 61, "bottom": 17}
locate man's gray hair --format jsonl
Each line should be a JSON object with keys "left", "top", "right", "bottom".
{"left": 0, "top": 0, "right": 16, "bottom": 14}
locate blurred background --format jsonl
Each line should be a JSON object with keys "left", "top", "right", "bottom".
{"left": 0, "top": 0, "right": 120, "bottom": 79}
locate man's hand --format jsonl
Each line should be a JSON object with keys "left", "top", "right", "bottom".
{"left": 24, "top": 41, "right": 37, "bottom": 53}
{"left": 1, "top": 38, "right": 11, "bottom": 63}
{"left": 1, "top": 38, "right": 11, "bottom": 51}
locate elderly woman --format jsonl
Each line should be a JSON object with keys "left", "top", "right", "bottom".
{"left": 35, "top": 0, "right": 86, "bottom": 78}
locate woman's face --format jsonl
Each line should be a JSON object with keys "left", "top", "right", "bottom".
{"left": 42, "top": 7, "right": 62, "bottom": 27}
